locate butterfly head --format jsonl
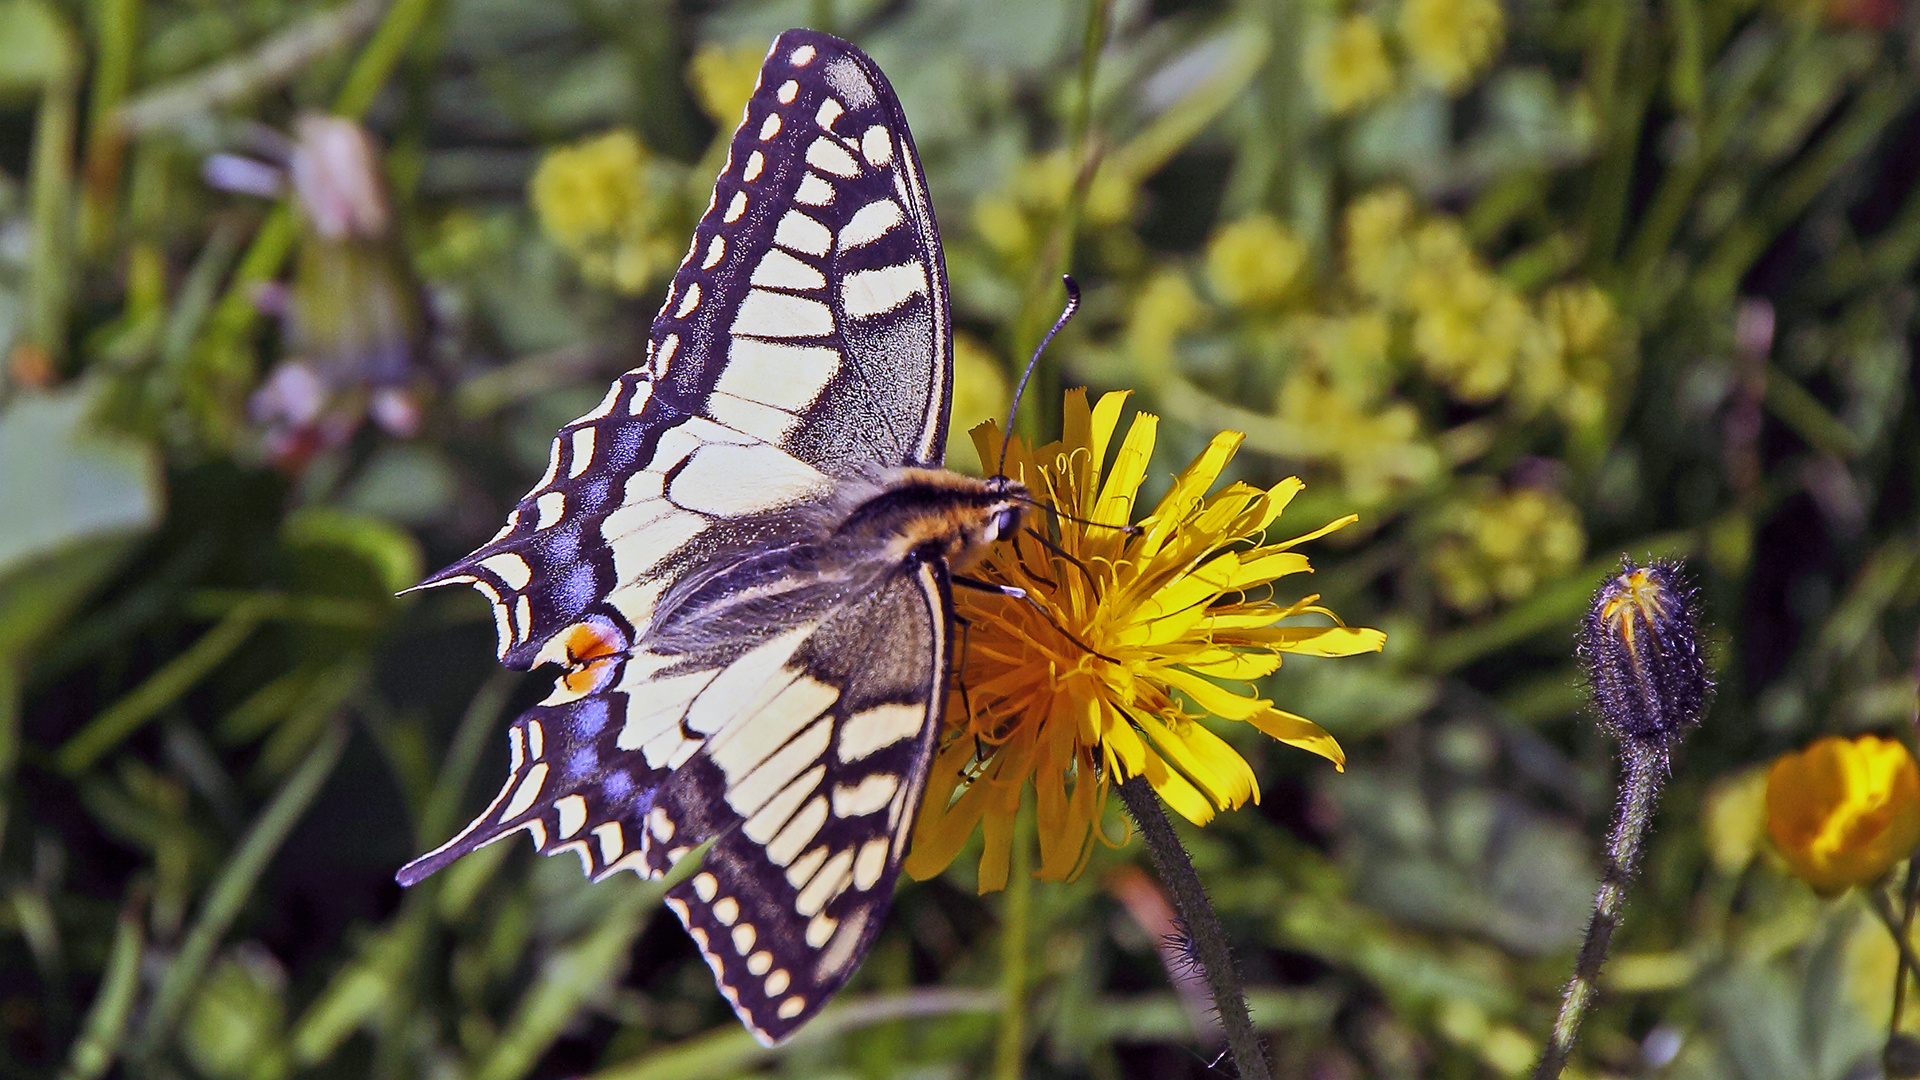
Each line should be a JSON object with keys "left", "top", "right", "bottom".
{"left": 978, "top": 474, "right": 1028, "bottom": 544}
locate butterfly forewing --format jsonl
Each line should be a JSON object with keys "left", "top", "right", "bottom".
{"left": 401, "top": 29, "right": 963, "bottom": 1046}
{"left": 418, "top": 30, "right": 952, "bottom": 669}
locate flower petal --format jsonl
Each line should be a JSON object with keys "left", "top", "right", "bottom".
{"left": 905, "top": 739, "right": 992, "bottom": 880}
{"left": 1232, "top": 625, "right": 1388, "bottom": 656}
{"left": 1142, "top": 749, "right": 1217, "bottom": 825}
{"left": 1177, "top": 650, "right": 1283, "bottom": 680}
{"left": 1246, "top": 705, "right": 1346, "bottom": 769}
{"left": 1159, "top": 667, "right": 1268, "bottom": 721}
{"left": 1095, "top": 410, "right": 1157, "bottom": 526}
{"left": 1086, "top": 390, "right": 1131, "bottom": 481}
{"left": 1139, "top": 712, "right": 1258, "bottom": 811}
{"left": 1135, "top": 431, "right": 1244, "bottom": 560}
{"left": 1278, "top": 512, "right": 1360, "bottom": 550}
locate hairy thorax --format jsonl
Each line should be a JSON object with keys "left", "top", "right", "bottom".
{"left": 835, "top": 468, "right": 1028, "bottom": 572}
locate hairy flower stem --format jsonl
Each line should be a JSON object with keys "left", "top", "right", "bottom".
{"left": 1118, "top": 776, "right": 1271, "bottom": 1080}
{"left": 1532, "top": 743, "right": 1666, "bottom": 1080}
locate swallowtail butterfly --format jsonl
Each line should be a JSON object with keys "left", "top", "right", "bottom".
{"left": 397, "top": 30, "right": 1027, "bottom": 1044}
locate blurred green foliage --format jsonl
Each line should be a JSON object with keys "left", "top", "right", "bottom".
{"left": 1, "top": 0, "right": 1918, "bottom": 1077}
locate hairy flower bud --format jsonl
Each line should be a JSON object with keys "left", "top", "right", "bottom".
{"left": 1578, "top": 559, "right": 1711, "bottom": 748}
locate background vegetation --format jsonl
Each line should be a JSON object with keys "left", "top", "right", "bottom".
{"left": 1, "top": 0, "right": 1917, "bottom": 1077}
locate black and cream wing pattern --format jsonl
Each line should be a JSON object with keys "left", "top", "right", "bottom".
{"left": 397, "top": 30, "right": 958, "bottom": 1043}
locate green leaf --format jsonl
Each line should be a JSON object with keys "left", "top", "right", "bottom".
{"left": 0, "top": 0, "right": 78, "bottom": 97}
{"left": 280, "top": 506, "right": 424, "bottom": 598}
{"left": 0, "top": 382, "right": 162, "bottom": 580}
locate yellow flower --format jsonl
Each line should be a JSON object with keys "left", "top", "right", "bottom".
{"left": 1766, "top": 734, "right": 1920, "bottom": 894}
{"left": 1013, "top": 150, "right": 1135, "bottom": 228}
{"left": 687, "top": 41, "right": 768, "bottom": 126}
{"left": 1125, "top": 270, "right": 1206, "bottom": 370}
{"left": 1398, "top": 0, "right": 1505, "bottom": 93}
{"left": 1344, "top": 188, "right": 1418, "bottom": 303}
{"left": 972, "top": 151, "right": 1137, "bottom": 263}
{"left": 529, "top": 129, "right": 680, "bottom": 294}
{"left": 1307, "top": 14, "right": 1396, "bottom": 115}
{"left": 1518, "top": 283, "right": 1622, "bottom": 429}
{"left": 1292, "top": 311, "right": 1394, "bottom": 407}
{"left": 906, "top": 391, "right": 1384, "bottom": 889}
{"left": 971, "top": 192, "right": 1035, "bottom": 259}
{"left": 1428, "top": 484, "right": 1586, "bottom": 613}
{"left": 1404, "top": 220, "right": 1536, "bottom": 403}
{"left": 1274, "top": 369, "right": 1441, "bottom": 506}
{"left": 1206, "top": 214, "right": 1308, "bottom": 310}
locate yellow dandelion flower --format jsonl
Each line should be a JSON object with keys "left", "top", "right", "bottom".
{"left": 1398, "top": 0, "right": 1505, "bottom": 93}
{"left": 1307, "top": 14, "right": 1396, "bottom": 115}
{"left": 1206, "top": 214, "right": 1308, "bottom": 310}
{"left": 1766, "top": 734, "right": 1920, "bottom": 895}
{"left": 906, "top": 390, "right": 1385, "bottom": 889}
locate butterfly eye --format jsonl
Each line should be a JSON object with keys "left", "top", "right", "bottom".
{"left": 987, "top": 507, "right": 1022, "bottom": 542}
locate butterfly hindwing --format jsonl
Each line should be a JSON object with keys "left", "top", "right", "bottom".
{"left": 394, "top": 688, "right": 669, "bottom": 886}
{"left": 661, "top": 561, "right": 947, "bottom": 1043}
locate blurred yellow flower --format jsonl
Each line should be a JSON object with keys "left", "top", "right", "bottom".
{"left": 1766, "top": 734, "right": 1920, "bottom": 895}
{"left": 906, "top": 390, "right": 1383, "bottom": 889}
{"left": 973, "top": 151, "right": 1137, "bottom": 262}
{"left": 972, "top": 193, "right": 1034, "bottom": 259}
{"left": 1702, "top": 767, "right": 1770, "bottom": 876}
{"left": 1293, "top": 311, "right": 1394, "bottom": 407}
{"left": 1344, "top": 187, "right": 1418, "bottom": 303}
{"left": 687, "top": 41, "right": 768, "bottom": 125}
{"left": 530, "top": 129, "right": 681, "bottom": 294}
{"left": 1404, "top": 220, "right": 1536, "bottom": 403}
{"left": 1428, "top": 485, "right": 1586, "bottom": 612}
{"left": 1016, "top": 150, "right": 1135, "bottom": 228}
{"left": 1307, "top": 14, "right": 1396, "bottom": 115}
{"left": 1125, "top": 270, "right": 1206, "bottom": 370}
{"left": 1518, "top": 282, "right": 1621, "bottom": 428}
{"left": 1206, "top": 214, "right": 1308, "bottom": 310}
{"left": 1275, "top": 369, "right": 1441, "bottom": 506}
{"left": 1398, "top": 0, "right": 1505, "bottom": 92}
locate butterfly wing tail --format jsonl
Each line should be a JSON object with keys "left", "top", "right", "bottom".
{"left": 397, "top": 698, "right": 670, "bottom": 886}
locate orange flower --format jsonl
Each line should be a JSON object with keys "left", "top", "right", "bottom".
{"left": 1765, "top": 734, "right": 1920, "bottom": 894}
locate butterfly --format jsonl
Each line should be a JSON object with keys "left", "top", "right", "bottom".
{"left": 396, "top": 29, "right": 1028, "bottom": 1044}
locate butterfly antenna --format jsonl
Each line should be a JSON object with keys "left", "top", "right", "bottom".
{"left": 997, "top": 276, "right": 1081, "bottom": 478}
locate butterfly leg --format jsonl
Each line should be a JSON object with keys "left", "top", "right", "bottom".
{"left": 950, "top": 575, "right": 1026, "bottom": 600}
{"left": 950, "top": 608, "right": 977, "bottom": 727}
{"left": 957, "top": 565, "right": 1119, "bottom": 664}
